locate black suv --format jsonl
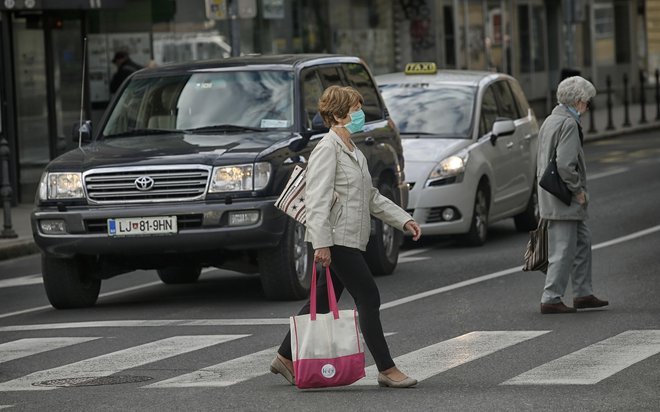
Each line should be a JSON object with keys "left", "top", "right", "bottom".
{"left": 31, "top": 54, "right": 409, "bottom": 308}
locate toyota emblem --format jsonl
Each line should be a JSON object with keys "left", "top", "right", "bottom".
{"left": 134, "top": 176, "right": 155, "bottom": 191}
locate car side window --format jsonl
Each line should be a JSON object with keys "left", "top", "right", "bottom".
{"left": 480, "top": 87, "right": 499, "bottom": 137}
{"left": 342, "top": 63, "right": 383, "bottom": 122}
{"left": 301, "top": 69, "right": 325, "bottom": 129}
{"left": 508, "top": 79, "right": 531, "bottom": 117}
{"left": 492, "top": 81, "right": 520, "bottom": 120}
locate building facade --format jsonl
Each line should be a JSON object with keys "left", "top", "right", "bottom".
{"left": 0, "top": 0, "right": 655, "bottom": 202}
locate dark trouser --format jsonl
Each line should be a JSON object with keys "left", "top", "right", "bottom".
{"left": 277, "top": 245, "right": 395, "bottom": 372}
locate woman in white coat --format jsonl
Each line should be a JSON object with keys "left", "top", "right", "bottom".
{"left": 536, "top": 76, "right": 608, "bottom": 314}
{"left": 271, "top": 85, "right": 422, "bottom": 388}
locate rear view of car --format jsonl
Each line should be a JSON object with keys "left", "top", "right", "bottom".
{"left": 376, "top": 63, "right": 540, "bottom": 246}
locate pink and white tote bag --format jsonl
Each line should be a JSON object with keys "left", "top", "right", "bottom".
{"left": 290, "top": 265, "right": 365, "bottom": 389}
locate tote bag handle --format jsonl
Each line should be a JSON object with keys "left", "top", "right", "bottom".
{"left": 309, "top": 264, "right": 339, "bottom": 321}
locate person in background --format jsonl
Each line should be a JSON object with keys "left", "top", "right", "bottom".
{"left": 270, "top": 85, "right": 422, "bottom": 388}
{"left": 109, "top": 51, "right": 143, "bottom": 94}
{"left": 536, "top": 76, "right": 608, "bottom": 314}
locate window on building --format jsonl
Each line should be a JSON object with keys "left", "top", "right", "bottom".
{"left": 614, "top": 0, "right": 631, "bottom": 64}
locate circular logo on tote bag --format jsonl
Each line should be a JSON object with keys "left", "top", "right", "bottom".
{"left": 321, "top": 364, "right": 336, "bottom": 378}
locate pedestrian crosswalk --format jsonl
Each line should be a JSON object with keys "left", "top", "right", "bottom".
{"left": 0, "top": 330, "right": 658, "bottom": 391}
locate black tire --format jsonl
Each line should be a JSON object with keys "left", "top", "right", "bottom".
{"left": 364, "top": 183, "right": 402, "bottom": 276}
{"left": 458, "top": 182, "right": 489, "bottom": 246}
{"left": 157, "top": 266, "right": 202, "bottom": 284}
{"left": 258, "top": 219, "right": 313, "bottom": 300}
{"left": 42, "top": 255, "right": 101, "bottom": 309}
{"left": 514, "top": 185, "right": 540, "bottom": 232}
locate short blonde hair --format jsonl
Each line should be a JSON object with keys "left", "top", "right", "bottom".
{"left": 318, "top": 85, "right": 364, "bottom": 127}
{"left": 556, "top": 76, "right": 597, "bottom": 105}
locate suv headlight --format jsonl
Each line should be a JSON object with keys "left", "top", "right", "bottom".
{"left": 38, "top": 172, "right": 84, "bottom": 200}
{"left": 426, "top": 152, "right": 469, "bottom": 185}
{"left": 209, "top": 162, "right": 272, "bottom": 193}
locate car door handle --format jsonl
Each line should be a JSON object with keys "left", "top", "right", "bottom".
{"left": 364, "top": 136, "right": 375, "bottom": 145}
{"left": 506, "top": 142, "right": 514, "bottom": 149}
{"left": 523, "top": 134, "right": 533, "bottom": 140}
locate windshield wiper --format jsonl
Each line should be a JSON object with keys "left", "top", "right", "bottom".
{"left": 185, "top": 124, "right": 266, "bottom": 133}
{"left": 400, "top": 132, "right": 466, "bottom": 139}
{"left": 104, "top": 128, "right": 182, "bottom": 138}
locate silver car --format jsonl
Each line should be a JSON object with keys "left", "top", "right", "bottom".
{"left": 376, "top": 64, "right": 540, "bottom": 245}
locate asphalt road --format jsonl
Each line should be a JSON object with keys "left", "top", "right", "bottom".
{"left": 0, "top": 131, "right": 659, "bottom": 412}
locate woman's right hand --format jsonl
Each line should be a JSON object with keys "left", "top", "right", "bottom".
{"left": 576, "top": 191, "right": 587, "bottom": 206}
{"left": 314, "top": 247, "right": 331, "bottom": 267}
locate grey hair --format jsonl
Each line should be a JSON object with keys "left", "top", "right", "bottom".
{"left": 556, "top": 76, "right": 597, "bottom": 105}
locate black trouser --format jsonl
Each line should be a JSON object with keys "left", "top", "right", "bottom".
{"left": 277, "top": 245, "right": 395, "bottom": 372}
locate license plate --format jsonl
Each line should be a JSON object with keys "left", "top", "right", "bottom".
{"left": 107, "top": 216, "right": 177, "bottom": 237}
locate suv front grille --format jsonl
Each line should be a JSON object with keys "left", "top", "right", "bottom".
{"left": 84, "top": 166, "right": 211, "bottom": 204}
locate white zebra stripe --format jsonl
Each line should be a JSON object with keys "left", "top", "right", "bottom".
{"left": 502, "top": 330, "right": 660, "bottom": 385}
{"left": 0, "top": 337, "right": 99, "bottom": 364}
{"left": 352, "top": 331, "right": 550, "bottom": 385}
{"left": 0, "top": 335, "right": 248, "bottom": 391}
{"left": 146, "top": 345, "right": 279, "bottom": 388}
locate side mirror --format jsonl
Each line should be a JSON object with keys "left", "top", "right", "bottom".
{"left": 490, "top": 118, "right": 515, "bottom": 145}
{"left": 72, "top": 120, "right": 93, "bottom": 144}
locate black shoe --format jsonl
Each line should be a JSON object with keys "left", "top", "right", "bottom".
{"left": 573, "top": 295, "right": 609, "bottom": 309}
{"left": 540, "top": 301, "right": 577, "bottom": 314}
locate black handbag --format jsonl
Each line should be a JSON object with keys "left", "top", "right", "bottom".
{"left": 539, "top": 151, "right": 572, "bottom": 206}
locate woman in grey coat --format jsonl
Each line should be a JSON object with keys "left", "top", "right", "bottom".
{"left": 536, "top": 76, "right": 608, "bottom": 314}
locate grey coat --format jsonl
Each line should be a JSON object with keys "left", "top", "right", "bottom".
{"left": 304, "top": 130, "right": 412, "bottom": 251}
{"left": 536, "top": 105, "right": 589, "bottom": 220}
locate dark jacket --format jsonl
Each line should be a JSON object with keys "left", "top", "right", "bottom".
{"left": 110, "top": 59, "right": 143, "bottom": 94}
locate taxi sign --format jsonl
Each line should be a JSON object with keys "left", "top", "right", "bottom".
{"left": 405, "top": 62, "right": 437, "bottom": 75}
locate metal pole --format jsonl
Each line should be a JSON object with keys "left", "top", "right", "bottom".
{"left": 623, "top": 73, "right": 631, "bottom": 127}
{"left": 0, "top": 136, "right": 17, "bottom": 238}
{"left": 587, "top": 78, "right": 596, "bottom": 133}
{"left": 639, "top": 69, "right": 647, "bottom": 124}
{"left": 229, "top": 0, "right": 240, "bottom": 57}
{"left": 606, "top": 75, "right": 614, "bottom": 130}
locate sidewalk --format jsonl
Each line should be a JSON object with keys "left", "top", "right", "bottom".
{"left": 1, "top": 102, "right": 659, "bottom": 262}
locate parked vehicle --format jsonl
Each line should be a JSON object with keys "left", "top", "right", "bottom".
{"left": 32, "top": 55, "right": 408, "bottom": 308}
{"left": 376, "top": 63, "right": 540, "bottom": 246}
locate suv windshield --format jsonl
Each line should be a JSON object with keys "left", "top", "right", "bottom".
{"left": 103, "top": 70, "right": 295, "bottom": 137}
{"left": 380, "top": 83, "right": 476, "bottom": 138}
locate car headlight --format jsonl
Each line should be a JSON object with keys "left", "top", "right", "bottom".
{"left": 38, "top": 172, "right": 84, "bottom": 200}
{"left": 209, "top": 162, "right": 272, "bottom": 193}
{"left": 426, "top": 152, "right": 469, "bottom": 185}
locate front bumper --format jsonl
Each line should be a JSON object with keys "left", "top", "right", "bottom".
{"left": 405, "top": 178, "right": 476, "bottom": 236}
{"left": 31, "top": 199, "right": 287, "bottom": 258}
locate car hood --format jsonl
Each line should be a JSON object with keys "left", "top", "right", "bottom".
{"left": 48, "top": 131, "right": 294, "bottom": 170}
{"left": 402, "top": 138, "right": 471, "bottom": 184}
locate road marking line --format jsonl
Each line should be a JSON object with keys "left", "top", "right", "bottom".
{"left": 589, "top": 167, "right": 629, "bottom": 181}
{"left": 398, "top": 256, "right": 430, "bottom": 264}
{"left": 399, "top": 248, "right": 429, "bottom": 258}
{"left": 0, "top": 337, "right": 99, "bottom": 364}
{"left": 0, "top": 406, "right": 14, "bottom": 410}
{"left": 0, "top": 335, "right": 248, "bottom": 392}
{"left": 1, "top": 224, "right": 659, "bottom": 324}
{"left": 0, "top": 275, "right": 42, "bottom": 289}
{"left": 0, "top": 281, "right": 163, "bottom": 320}
{"left": 502, "top": 330, "right": 660, "bottom": 385}
{"left": 352, "top": 331, "right": 550, "bottom": 385}
{"left": 146, "top": 345, "right": 279, "bottom": 388}
{"left": 0, "top": 319, "right": 288, "bottom": 332}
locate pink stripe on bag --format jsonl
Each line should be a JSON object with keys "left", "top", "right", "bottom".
{"left": 294, "top": 353, "right": 366, "bottom": 389}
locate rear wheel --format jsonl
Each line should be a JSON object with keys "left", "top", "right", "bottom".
{"left": 514, "top": 185, "right": 540, "bottom": 232}
{"left": 258, "top": 219, "right": 313, "bottom": 300}
{"left": 364, "top": 183, "right": 402, "bottom": 276}
{"left": 157, "top": 266, "right": 202, "bottom": 284}
{"left": 458, "top": 183, "right": 489, "bottom": 246}
{"left": 42, "top": 255, "right": 101, "bottom": 309}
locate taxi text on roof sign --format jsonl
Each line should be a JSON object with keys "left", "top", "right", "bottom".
{"left": 405, "top": 62, "right": 437, "bottom": 75}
